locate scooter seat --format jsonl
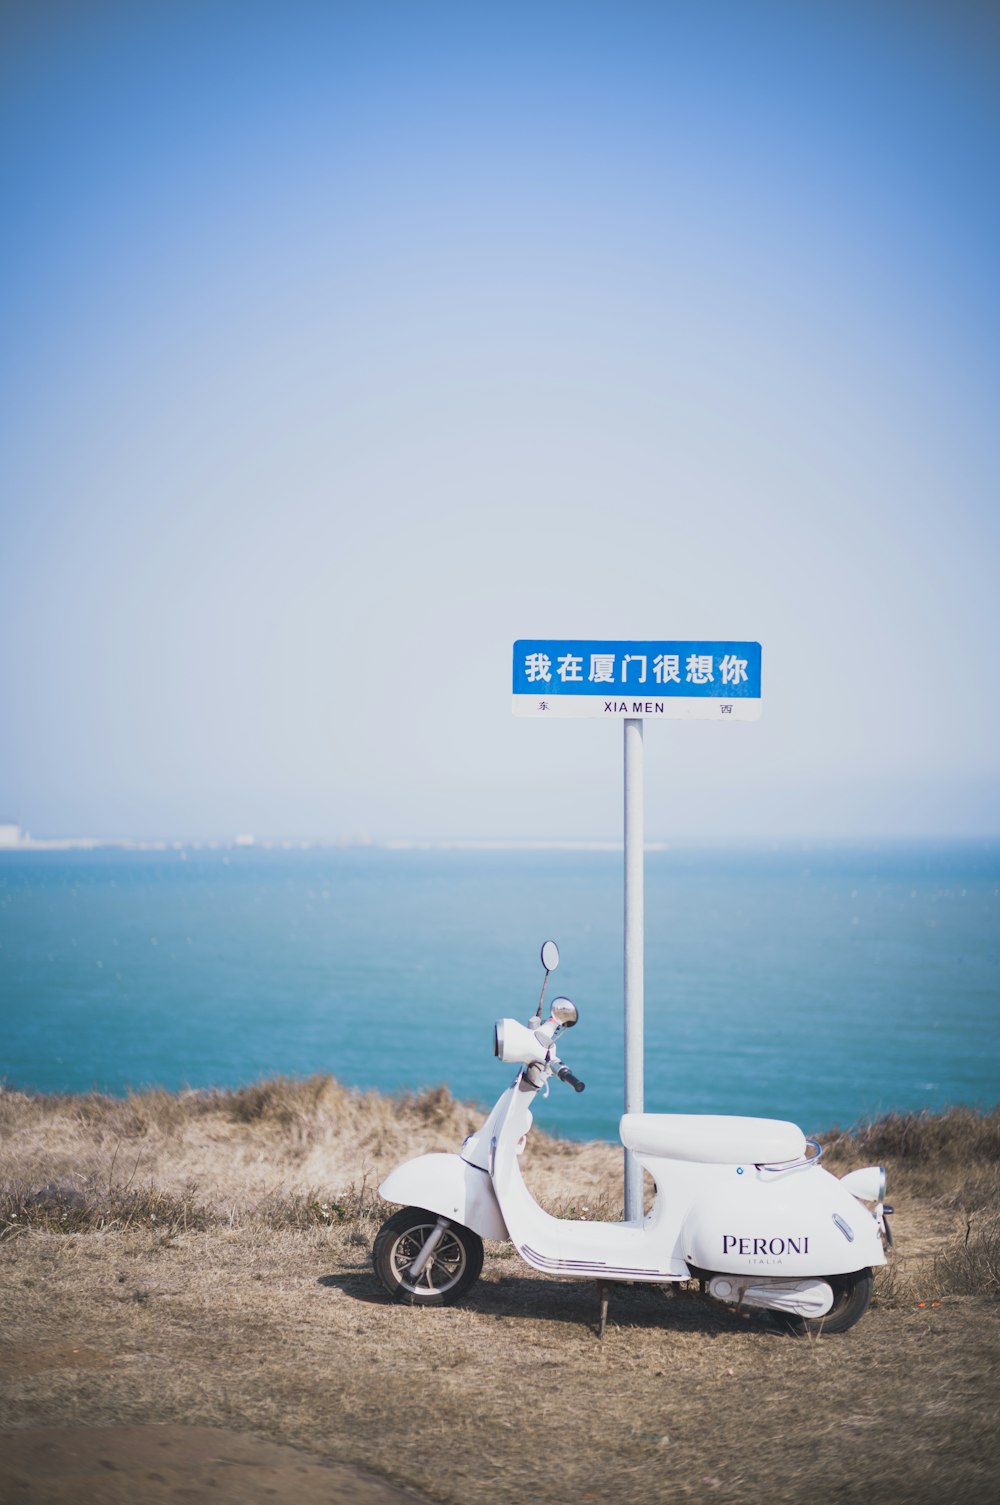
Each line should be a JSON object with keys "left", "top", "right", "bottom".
{"left": 620, "top": 1113, "right": 806, "bottom": 1165}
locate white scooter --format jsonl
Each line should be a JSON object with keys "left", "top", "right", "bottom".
{"left": 374, "top": 942, "right": 892, "bottom": 1335}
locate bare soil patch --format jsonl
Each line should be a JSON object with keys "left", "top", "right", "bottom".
{"left": 0, "top": 1424, "right": 424, "bottom": 1504}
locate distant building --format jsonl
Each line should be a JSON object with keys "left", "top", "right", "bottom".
{"left": 0, "top": 820, "right": 22, "bottom": 848}
{"left": 234, "top": 833, "right": 255, "bottom": 847}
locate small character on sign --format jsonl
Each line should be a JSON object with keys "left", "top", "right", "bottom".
{"left": 719, "top": 654, "right": 748, "bottom": 685}
{"left": 557, "top": 653, "right": 583, "bottom": 681}
{"left": 622, "top": 654, "right": 647, "bottom": 684}
{"left": 721, "top": 704, "right": 733, "bottom": 715}
{"left": 685, "top": 654, "right": 714, "bottom": 685}
{"left": 538, "top": 700, "right": 549, "bottom": 711}
{"left": 589, "top": 654, "right": 616, "bottom": 683}
{"left": 524, "top": 652, "right": 552, "bottom": 683}
{"left": 653, "top": 653, "right": 680, "bottom": 684}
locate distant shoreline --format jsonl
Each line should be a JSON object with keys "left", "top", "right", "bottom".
{"left": 1, "top": 836, "right": 666, "bottom": 853}
{"left": 2, "top": 834, "right": 997, "bottom": 854}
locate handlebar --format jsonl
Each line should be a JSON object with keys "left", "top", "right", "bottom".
{"left": 556, "top": 1064, "right": 585, "bottom": 1093}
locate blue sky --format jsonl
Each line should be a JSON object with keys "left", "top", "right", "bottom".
{"left": 1, "top": 0, "right": 998, "bottom": 840}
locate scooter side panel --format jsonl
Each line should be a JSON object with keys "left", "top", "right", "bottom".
{"left": 676, "top": 1163, "right": 885, "bottom": 1276}
{"left": 379, "top": 1153, "right": 510, "bottom": 1242}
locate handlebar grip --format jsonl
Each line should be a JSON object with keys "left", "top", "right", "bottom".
{"left": 557, "top": 1065, "right": 585, "bottom": 1093}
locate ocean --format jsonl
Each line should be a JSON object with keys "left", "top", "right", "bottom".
{"left": 1, "top": 842, "right": 997, "bottom": 1140}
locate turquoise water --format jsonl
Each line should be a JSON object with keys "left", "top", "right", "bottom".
{"left": 1, "top": 843, "right": 997, "bottom": 1140}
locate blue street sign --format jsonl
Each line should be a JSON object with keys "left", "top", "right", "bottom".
{"left": 512, "top": 639, "right": 762, "bottom": 719}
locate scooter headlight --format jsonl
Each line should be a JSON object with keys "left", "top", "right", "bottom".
{"left": 492, "top": 1017, "right": 548, "bottom": 1066}
{"left": 839, "top": 1165, "right": 886, "bottom": 1203}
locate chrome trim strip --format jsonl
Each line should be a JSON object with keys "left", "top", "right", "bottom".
{"left": 520, "top": 1244, "right": 680, "bottom": 1279}
{"left": 833, "top": 1212, "right": 855, "bottom": 1242}
{"left": 756, "top": 1139, "right": 823, "bottom": 1173}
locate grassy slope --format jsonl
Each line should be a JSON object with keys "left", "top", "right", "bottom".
{"left": 1, "top": 1081, "right": 998, "bottom": 1505}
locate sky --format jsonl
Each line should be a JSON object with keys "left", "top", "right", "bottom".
{"left": 1, "top": 0, "right": 998, "bottom": 842}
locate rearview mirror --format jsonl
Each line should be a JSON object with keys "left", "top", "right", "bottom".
{"left": 540, "top": 940, "right": 560, "bottom": 972}
{"left": 550, "top": 997, "right": 578, "bottom": 1027}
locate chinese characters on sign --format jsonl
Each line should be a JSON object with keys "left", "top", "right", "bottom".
{"left": 512, "top": 640, "right": 762, "bottom": 719}
{"left": 522, "top": 650, "right": 750, "bottom": 687}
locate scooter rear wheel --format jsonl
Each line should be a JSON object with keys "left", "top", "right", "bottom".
{"left": 785, "top": 1267, "right": 874, "bottom": 1336}
{"left": 373, "top": 1206, "right": 484, "bottom": 1306}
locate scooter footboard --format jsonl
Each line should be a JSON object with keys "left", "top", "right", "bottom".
{"left": 379, "top": 1153, "right": 509, "bottom": 1242}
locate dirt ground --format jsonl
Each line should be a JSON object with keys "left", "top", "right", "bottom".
{"left": 1, "top": 1206, "right": 997, "bottom": 1505}
{"left": 0, "top": 1424, "right": 422, "bottom": 1504}
{"left": 2, "top": 1087, "right": 998, "bottom": 1505}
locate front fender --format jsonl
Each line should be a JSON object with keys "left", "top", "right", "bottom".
{"left": 379, "top": 1153, "right": 509, "bottom": 1242}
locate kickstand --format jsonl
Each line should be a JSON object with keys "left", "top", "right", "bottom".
{"left": 596, "top": 1281, "right": 609, "bottom": 1340}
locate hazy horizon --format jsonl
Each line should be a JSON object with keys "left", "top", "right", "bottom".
{"left": 4, "top": 826, "right": 999, "bottom": 849}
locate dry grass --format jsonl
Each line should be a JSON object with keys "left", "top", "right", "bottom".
{"left": 1, "top": 1081, "right": 998, "bottom": 1504}
{"left": 823, "top": 1105, "right": 1000, "bottom": 1211}
{"left": 0, "top": 1076, "right": 482, "bottom": 1214}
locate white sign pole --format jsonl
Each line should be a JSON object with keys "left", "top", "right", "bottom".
{"left": 623, "top": 716, "right": 644, "bottom": 1222}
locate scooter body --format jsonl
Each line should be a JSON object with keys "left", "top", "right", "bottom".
{"left": 376, "top": 945, "right": 891, "bottom": 1332}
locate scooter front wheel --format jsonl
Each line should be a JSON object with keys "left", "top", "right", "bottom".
{"left": 785, "top": 1267, "right": 874, "bottom": 1336}
{"left": 373, "top": 1206, "right": 484, "bottom": 1306}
